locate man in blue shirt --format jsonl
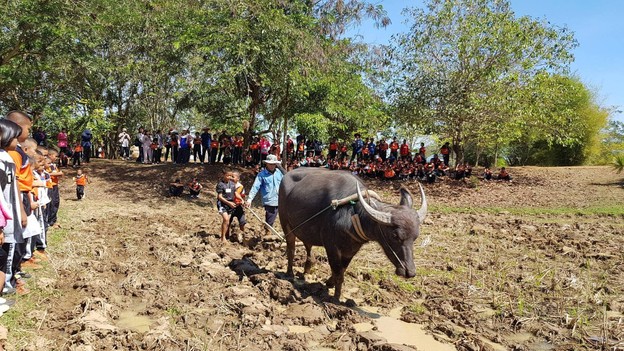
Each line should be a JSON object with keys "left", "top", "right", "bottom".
{"left": 245, "top": 154, "right": 284, "bottom": 238}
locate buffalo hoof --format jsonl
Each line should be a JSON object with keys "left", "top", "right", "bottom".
{"left": 321, "top": 295, "right": 340, "bottom": 304}
{"left": 344, "top": 298, "right": 356, "bottom": 307}
{"left": 325, "top": 277, "right": 335, "bottom": 288}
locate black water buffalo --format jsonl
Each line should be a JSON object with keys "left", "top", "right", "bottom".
{"left": 278, "top": 167, "right": 427, "bottom": 300}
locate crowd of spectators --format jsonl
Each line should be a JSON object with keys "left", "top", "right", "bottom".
{"left": 122, "top": 128, "right": 512, "bottom": 182}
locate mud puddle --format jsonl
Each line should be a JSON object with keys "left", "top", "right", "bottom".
{"left": 356, "top": 306, "right": 456, "bottom": 350}
{"left": 117, "top": 311, "right": 154, "bottom": 333}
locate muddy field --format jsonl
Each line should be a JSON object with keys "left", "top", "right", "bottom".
{"left": 2, "top": 160, "right": 623, "bottom": 351}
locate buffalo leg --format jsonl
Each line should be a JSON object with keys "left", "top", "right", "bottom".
{"left": 326, "top": 252, "right": 356, "bottom": 301}
{"left": 286, "top": 231, "right": 296, "bottom": 277}
{"left": 303, "top": 243, "right": 314, "bottom": 274}
{"left": 334, "top": 255, "right": 357, "bottom": 300}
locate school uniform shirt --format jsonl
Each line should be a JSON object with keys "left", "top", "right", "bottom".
{"left": 0, "top": 150, "right": 22, "bottom": 244}
{"left": 234, "top": 182, "right": 245, "bottom": 205}
{"left": 8, "top": 146, "right": 33, "bottom": 193}
{"left": 215, "top": 180, "right": 236, "bottom": 208}
{"left": 247, "top": 168, "right": 283, "bottom": 207}
{"left": 48, "top": 164, "right": 60, "bottom": 187}
{"left": 36, "top": 171, "right": 51, "bottom": 206}
{"left": 75, "top": 175, "right": 88, "bottom": 186}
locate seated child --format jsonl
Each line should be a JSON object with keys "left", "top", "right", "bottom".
{"left": 497, "top": 167, "right": 511, "bottom": 181}
{"left": 465, "top": 163, "right": 473, "bottom": 177}
{"left": 483, "top": 168, "right": 493, "bottom": 180}
{"left": 188, "top": 177, "right": 202, "bottom": 198}
{"left": 455, "top": 163, "right": 466, "bottom": 180}
{"left": 425, "top": 163, "right": 436, "bottom": 184}
{"left": 169, "top": 178, "right": 185, "bottom": 197}
{"left": 383, "top": 166, "right": 396, "bottom": 181}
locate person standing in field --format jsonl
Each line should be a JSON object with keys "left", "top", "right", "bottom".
{"left": 400, "top": 139, "right": 410, "bottom": 161}
{"left": 118, "top": 128, "right": 131, "bottom": 160}
{"left": 245, "top": 154, "right": 284, "bottom": 239}
{"left": 73, "top": 169, "right": 89, "bottom": 200}
{"left": 57, "top": 128, "right": 68, "bottom": 157}
{"left": 200, "top": 128, "right": 211, "bottom": 164}
{"left": 81, "top": 129, "right": 92, "bottom": 163}
{"left": 216, "top": 169, "right": 236, "bottom": 243}
{"left": 440, "top": 142, "right": 451, "bottom": 167}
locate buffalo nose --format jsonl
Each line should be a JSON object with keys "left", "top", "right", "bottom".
{"left": 396, "top": 266, "right": 416, "bottom": 278}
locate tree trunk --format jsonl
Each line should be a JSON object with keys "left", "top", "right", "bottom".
{"left": 281, "top": 114, "right": 288, "bottom": 166}
{"left": 494, "top": 143, "right": 499, "bottom": 167}
{"left": 243, "top": 79, "right": 261, "bottom": 149}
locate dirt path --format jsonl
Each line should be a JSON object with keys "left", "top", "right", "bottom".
{"left": 3, "top": 160, "right": 623, "bottom": 351}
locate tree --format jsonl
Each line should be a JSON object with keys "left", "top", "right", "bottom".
{"left": 598, "top": 120, "right": 624, "bottom": 165}
{"left": 505, "top": 74, "right": 609, "bottom": 166}
{"left": 389, "top": 0, "right": 577, "bottom": 165}
{"left": 2, "top": 0, "right": 391, "bottom": 157}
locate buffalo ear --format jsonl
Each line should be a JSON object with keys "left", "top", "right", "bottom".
{"left": 399, "top": 187, "right": 413, "bottom": 208}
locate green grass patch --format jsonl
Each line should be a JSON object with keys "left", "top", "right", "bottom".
{"left": 361, "top": 268, "right": 422, "bottom": 294}
{"left": 406, "top": 302, "right": 427, "bottom": 315}
{"left": 431, "top": 204, "right": 624, "bottom": 216}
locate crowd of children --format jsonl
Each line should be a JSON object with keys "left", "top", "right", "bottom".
{"left": 285, "top": 153, "right": 511, "bottom": 183}
{"left": 279, "top": 135, "right": 512, "bottom": 184}
{"left": 142, "top": 128, "right": 511, "bottom": 185}
{"left": 0, "top": 111, "right": 77, "bottom": 316}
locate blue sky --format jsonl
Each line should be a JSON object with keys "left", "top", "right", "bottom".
{"left": 350, "top": 0, "right": 624, "bottom": 123}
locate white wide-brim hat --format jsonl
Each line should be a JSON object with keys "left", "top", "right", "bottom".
{"left": 264, "top": 154, "right": 281, "bottom": 164}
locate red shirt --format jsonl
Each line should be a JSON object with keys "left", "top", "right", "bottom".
{"left": 400, "top": 144, "right": 410, "bottom": 156}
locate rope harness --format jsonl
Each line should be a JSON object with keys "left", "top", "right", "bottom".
{"left": 254, "top": 192, "right": 380, "bottom": 242}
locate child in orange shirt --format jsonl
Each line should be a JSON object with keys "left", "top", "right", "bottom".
{"left": 73, "top": 169, "right": 89, "bottom": 200}
{"left": 72, "top": 142, "right": 83, "bottom": 168}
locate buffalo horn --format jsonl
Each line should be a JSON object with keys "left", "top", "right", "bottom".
{"left": 357, "top": 182, "right": 392, "bottom": 225}
{"left": 416, "top": 183, "right": 428, "bottom": 224}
